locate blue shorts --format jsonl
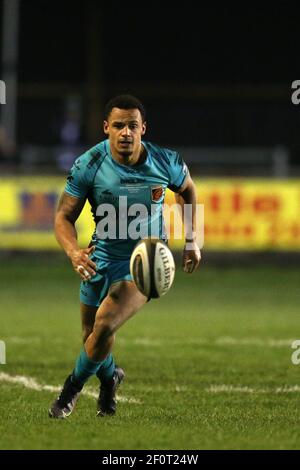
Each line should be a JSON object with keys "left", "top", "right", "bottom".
{"left": 80, "top": 258, "right": 133, "bottom": 307}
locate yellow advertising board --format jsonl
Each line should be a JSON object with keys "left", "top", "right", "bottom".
{"left": 1, "top": 177, "right": 300, "bottom": 251}
{"left": 195, "top": 179, "right": 300, "bottom": 251}
{"left": 0, "top": 177, "right": 93, "bottom": 250}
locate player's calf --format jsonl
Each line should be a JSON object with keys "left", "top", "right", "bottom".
{"left": 85, "top": 284, "right": 146, "bottom": 362}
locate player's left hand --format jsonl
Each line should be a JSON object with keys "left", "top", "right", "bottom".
{"left": 182, "top": 241, "right": 201, "bottom": 274}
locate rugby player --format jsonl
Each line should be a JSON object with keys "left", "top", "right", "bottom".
{"left": 49, "top": 95, "right": 201, "bottom": 418}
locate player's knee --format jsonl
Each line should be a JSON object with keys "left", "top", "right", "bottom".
{"left": 93, "top": 317, "right": 115, "bottom": 341}
{"left": 110, "top": 295, "right": 142, "bottom": 321}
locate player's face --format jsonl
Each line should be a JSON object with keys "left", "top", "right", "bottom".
{"left": 103, "top": 108, "right": 146, "bottom": 159}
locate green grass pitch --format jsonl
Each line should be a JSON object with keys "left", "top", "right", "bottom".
{"left": 0, "top": 257, "right": 300, "bottom": 450}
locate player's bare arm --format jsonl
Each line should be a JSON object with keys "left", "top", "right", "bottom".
{"left": 175, "top": 175, "right": 201, "bottom": 273}
{"left": 55, "top": 192, "right": 97, "bottom": 281}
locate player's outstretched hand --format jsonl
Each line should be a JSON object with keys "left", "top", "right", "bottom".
{"left": 182, "top": 241, "right": 201, "bottom": 274}
{"left": 70, "top": 245, "right": 97, "bottom": 281}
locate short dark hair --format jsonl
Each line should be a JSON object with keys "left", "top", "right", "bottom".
{"left": 104, "top": 94, "right": 146, "bottom": 122}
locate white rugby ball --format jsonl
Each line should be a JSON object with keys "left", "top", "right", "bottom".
{"left": 130, "top": 238, "right": 175, "bottom": 299}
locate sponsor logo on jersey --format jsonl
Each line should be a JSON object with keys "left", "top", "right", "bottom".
{"left": 120, "top": 178, "right": 146, "bottom": 184}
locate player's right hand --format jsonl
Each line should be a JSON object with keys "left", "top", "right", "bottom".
{"left": 182, "top": 241, "right": 201, "bottom": 274}
{"left": 69, "top": 245, "right": 97, "bottom": 281}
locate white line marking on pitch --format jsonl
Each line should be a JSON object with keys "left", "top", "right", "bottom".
{"left": 2, "top": 372, "right": 299, "bottom": 397}
{"left": 215, "top": 337, "right": 295, "bottom": 348}
{"left": 0, "top": 373, "right": 141, "bottom": 404}
{"left": 4, "top": 337, "right": 41, "bottom": 344}
{"left": 119, "top": 336, "right": 296, "bottom": 348}
{"left": 206, "top": 384, "right": 300, "bottom": 394}
{"left": 3, "top": 336, "right": 296, "bottom": 348}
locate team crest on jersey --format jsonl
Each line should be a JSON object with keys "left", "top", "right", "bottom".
{"left": 151, "top": 185, "right": 164, "bottom": 202}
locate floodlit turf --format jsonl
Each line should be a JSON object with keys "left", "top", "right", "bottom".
{"left": 0, "top": 256, "right": 300, "bottom": 450}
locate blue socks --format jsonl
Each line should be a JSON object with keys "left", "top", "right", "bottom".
{"left": 96, "top": 353, "right": 116, "bottom": 384}
{"left": 71, "top": 348, "right": 115, "bottom": 388}
{"left": 72, "top": 348, "right": 101, "bottom": 387}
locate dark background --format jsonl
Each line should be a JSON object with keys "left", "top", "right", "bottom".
{"left": 1, "top": 1, "right": 300, "bottom": 165}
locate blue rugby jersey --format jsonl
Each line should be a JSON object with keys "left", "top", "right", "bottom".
{"left": 65, "top": 139, "right": 188, "bottom": 260}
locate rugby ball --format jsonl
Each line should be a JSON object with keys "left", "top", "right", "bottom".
{"left": 130, "top": 238, "right": 175, "bottom": 299}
